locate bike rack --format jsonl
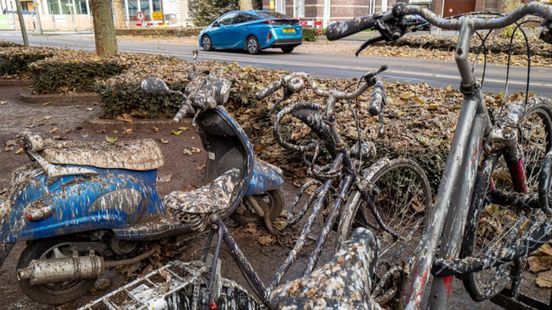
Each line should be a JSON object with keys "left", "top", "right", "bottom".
{"left": 491, "top": 288, "right": 551, "bottom": 310}
{"left": 490, "top": 262, "right": 552, "bottom": 310}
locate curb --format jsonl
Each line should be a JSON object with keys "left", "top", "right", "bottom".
{"left": 0, "top": 79, "right": 32, "bottom": 87}
{"left": 19, "top": 90, "right": 100, "bottom": 105}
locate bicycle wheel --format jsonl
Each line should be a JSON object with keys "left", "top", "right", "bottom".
{"left": 462, "top": 101, "right": 552, "bottom": 301}
{"left": 336, "top": 157, "right": 432, "bottom": 306}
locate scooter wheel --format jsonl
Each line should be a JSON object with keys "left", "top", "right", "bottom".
{"left": 17, "top": 237, "right": 96, "bottom": 305}
{"left": 231, "top": 189, "right": 284, "bottom": 228}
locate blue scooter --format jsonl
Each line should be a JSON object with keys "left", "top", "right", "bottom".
{"left": 0, "top": 70, "right": 284, "bottom": 305}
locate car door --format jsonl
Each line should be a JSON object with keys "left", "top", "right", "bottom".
{"left": 224, "top": 13, "right": 258, "bottom": 49}
{"left": 209, "top": 12, "right": 237, "bottom": 48}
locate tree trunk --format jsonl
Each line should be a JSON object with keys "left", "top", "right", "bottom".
{"left": 239, "top": 0, "right": 254, "bottom": 10}
{"left": 90, "top": 0, "right": 118, "bottom": 57}
{"left": 112, "top": 0, "right": 127, "bottom": 29}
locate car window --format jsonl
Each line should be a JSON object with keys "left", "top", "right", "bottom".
{"left": 233, "top": 13, "right": 258, "bottom": 24}
{"left": 218, "top": 12, "right": 237, "bottom": 25}
{"left": 256, "top": 11, "right": 292, "bottom": 19}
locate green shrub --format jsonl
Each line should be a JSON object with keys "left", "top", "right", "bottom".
{"left": 302, "top": 28, "right": 318, "bottom": 42}
{"left": 96, "top": 57, "right": 188, "bottom": 118}
{"left": 0, "top": 47, "right": 54, "bottom": 78}
{"left": 29, "top": 51, "right": 133, "bottom": 94}
{"left": 0, "top": 41, "right": 22, "bottom": 48}
{"left": 190, "top": 0, "right": 238, "bottom": 27}
{"left": 116, "top": 27, "right": 202, "bottom": 37}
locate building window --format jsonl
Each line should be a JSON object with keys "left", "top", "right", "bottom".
{"left": 47, "top": 0, "right": 60, "bottom": 14}
{"left": 75, "top": 0, "right": 87, "bottom": 14}
{"left": 61, "top": 0, "right": 73, "bottom": 14}
{"left": 128, "top": 0, "right": 138, "bottom": 19}
{"left": 152, "top": 0, "right": 161, "bottom": 12}
{"left": 139, "top": 0, "right": 150, "bottom": 19}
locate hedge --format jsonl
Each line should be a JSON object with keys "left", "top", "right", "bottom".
{"left": 116, "top": 27, "right": 203, "bottom": 37}
{"left": 29, "top": 52, "right": 139, "bottom": 94}
{"left": 0, "top": 47, "right": 55, "bottom": 78}
{"left": 0, "top": 41, "right": 22, "bottom": 48}
{"left": 383, "top": 34, "right": 551, "bottom": 58}
{"left": 96, "top": 57, "right": 188, "bottom": 118}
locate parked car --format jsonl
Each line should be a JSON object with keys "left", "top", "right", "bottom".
{"left": 198, "top": 10, "right": 303, "bottom": 54}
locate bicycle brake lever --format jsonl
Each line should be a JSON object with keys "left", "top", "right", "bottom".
{"left": 362, "top": 65, "right": 388, "bottom": 83}
{"left": 355, "top": 36, "right": 386, "bottom": 57}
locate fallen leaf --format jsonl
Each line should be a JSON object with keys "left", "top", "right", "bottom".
{"left": 157, "top": 174, "right": 173, "bottom": 184}
{"left": 528, "top": 255, "right": 552, "bottom": 273}
{"left": 43, "top": 116, "right": 52, "bottom": 120}
{"left": 171, "top": 130, "right": 183, "bottom": 136}
{"left": 153, "top": 127, "right": 160, "bottom": 133}
{"left": 49, "top": 127, "right": 58, "bottom": 134}
{"left": 86, "top": 107, "right": 93, "bottom": 111}
{"left": 4, "top": 139, "right": 17, "bottom": 152}
{"left": 116, "top": 113, "right": 133, "bottom": 124}
{"left": 123, "top": 128, "right": 133, "bottom": 135}
{"left": 0, "top": 101, "right": 6, "bottom": 105}
{"left": 537, "top": 244, "right": 552, "bottom": 257}
{"left": 536, "top": 270, "right": 552, "bottom": 288}
{"left": 15, "top": 148, "right": 24, "bottom": 154}
{"left": 159, "top": 138, "right": 169, "bottom": 144}
{"left": 105, "top": 136, "right": 118, "bottom": 143}
{"left": 196, "top": 164, "right": 206, "bottom": 171}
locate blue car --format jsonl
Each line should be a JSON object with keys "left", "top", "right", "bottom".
{"left": 198, "top": 10, "right": 303, "bottom": 54}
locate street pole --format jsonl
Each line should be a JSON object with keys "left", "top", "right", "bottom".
{"left": 34, "top": 1, "right": 43, "bottom": 34}
{"left": 15, "top": 0, "right": 29, "bottom": 46}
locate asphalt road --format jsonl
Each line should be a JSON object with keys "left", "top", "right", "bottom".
{"left": 1, "top": 30, "right": 552, "bottom": 97}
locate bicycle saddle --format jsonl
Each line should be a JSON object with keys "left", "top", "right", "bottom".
{"left": 270, "top": 227, "right": 381, "bottom": 310}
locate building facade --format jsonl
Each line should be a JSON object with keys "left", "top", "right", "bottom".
{"left": 0, "top": 0, "right": 192, "bottom": 31}
{"left": 432, "top": 0, "right": 533, "bottom": 17}
{"left": 261, "top": 0, "right": 434, "bottom": 26}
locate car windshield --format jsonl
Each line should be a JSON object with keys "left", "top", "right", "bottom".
{"left": 256, "top": 11, "right": 293, "bottom": 20}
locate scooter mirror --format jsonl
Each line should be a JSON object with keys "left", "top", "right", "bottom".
{"left": 141, "top": 77, "right": 171, "bottom": 95}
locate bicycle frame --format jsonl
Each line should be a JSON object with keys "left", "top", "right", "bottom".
{"left": 200, "top": 151, "right": 356, "bottom": 306}
{"left": 404, "top": 14, "right": 535, "bottom": 310}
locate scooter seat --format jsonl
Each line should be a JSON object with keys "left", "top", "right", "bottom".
{"left": 40, "top": 139, "right": 164, "bottom": 171}
{"left": 270, "top": 228, "right": 381, "bottom": 310}
{"left": 164, "top": 169, "right": 241, "bottom": 216}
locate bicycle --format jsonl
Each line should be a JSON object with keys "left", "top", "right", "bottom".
{"left": 257, "top": 67, "right": 432, "bottom": 306}
{"left": 326, "top": 2, "right": 552, "bottom": 309}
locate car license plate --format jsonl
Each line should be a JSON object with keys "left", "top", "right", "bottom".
{"left": 283, "top": 28, "right": 296, "bottom": 33}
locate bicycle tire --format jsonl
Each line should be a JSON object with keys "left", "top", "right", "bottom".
{"left": 336, "top": 157, "right": 432, "bottom": 306}
{"left": 462, "top": 100, "right": 552, "bottom": 301}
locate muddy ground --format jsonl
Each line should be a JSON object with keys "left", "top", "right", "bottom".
{"left": 0, "top": 85, "right": 509, "bottom": 309}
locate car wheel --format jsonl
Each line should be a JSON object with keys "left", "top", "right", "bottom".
{"left": 202, "top": 35, "right": 214, "bottom": 51}
{"left": 246, "top": 36, "right": 260, "bottom": 55}
{"left": 281, "top": 46, "right": 294, "bottom": 53}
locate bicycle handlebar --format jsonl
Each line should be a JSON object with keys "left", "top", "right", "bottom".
{"left": 326, "top": 2, "right": 552, "bottom": 41}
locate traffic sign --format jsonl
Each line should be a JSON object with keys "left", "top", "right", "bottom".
{"left": 152, "top": 11, "right": 163, "bottom": 20}
{"left": 136, "top": 11, "right": 145, "bottom": 22}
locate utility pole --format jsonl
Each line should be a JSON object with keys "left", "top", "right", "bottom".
{"left": 34, "top": 4, "right": 43, "bottom": 34}
{"left": 15, "top": 0, "right": 29, "bottom": 46}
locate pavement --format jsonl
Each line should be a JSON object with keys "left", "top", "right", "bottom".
{"left": 1, "top": 30, "right": 552, "bottom": 97}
